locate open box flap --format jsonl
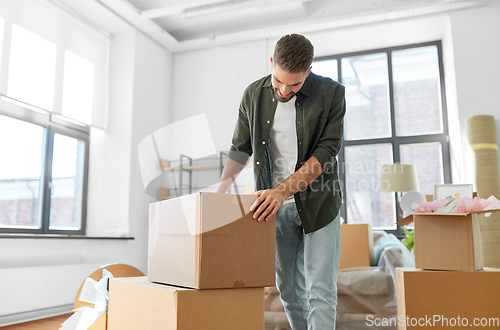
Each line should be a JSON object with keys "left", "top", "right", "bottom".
{"left": 397, "top": 208, "right": 500, "bottom": 225}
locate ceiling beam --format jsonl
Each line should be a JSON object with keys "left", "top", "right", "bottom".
{"left": 140, "top": 0, "right": 231, "bottom": 19}
{"left": 98, "top": 0, "right": 483, "bottom": 53}
{"left": 98, "top": 0, "right": 180, "bottom": 49}
{"left": 181, "top": 0, "right": 312, "bottom": 18}
{"left": 141, "top": 0, "right": 311, "bottom": 19}
{"left": 176, "top": 0, "right": 483, "bottom": 52}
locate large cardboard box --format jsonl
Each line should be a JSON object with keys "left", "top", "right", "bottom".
{"left": 397, "top": 211, "right": 500, "bottom": 271}
{"left": 339, "top": 224, "right": 374, "bottom": 269}
{"left": 148, "top": 192, "right": 276, "bottom": 289}
{"left": 107, "top": 277, "right": 265, "bottom": 330}
{"left": 396, "top": 268, "right": 500, "bottom": 329}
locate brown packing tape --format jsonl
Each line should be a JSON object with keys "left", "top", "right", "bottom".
{"left": 234, "top": 193, "right": 246, "bottom": 218}
{"left": 467, "top": 115, "right": 498, "bottom": 145}
{"left": 234, "top": 280, "right": 245, "bottom": 288}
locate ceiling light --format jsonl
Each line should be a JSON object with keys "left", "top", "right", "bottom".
{"left": 181, "top": 0, "right": 312, "bottom": 18}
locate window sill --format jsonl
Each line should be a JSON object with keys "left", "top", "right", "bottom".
{"left": 0, "top": 234, "right": 134, "bottom": 240}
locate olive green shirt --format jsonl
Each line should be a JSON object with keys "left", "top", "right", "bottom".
{"left": 228, "top": 72, "right": 346, "bottom": 233}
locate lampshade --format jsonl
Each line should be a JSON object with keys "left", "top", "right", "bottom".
{"left": 378, "top": 164, "right": 420, "bottom": 192}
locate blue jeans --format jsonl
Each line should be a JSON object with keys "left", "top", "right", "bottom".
{"left": 275, "top": 202, "right": 341, "bottom": 330}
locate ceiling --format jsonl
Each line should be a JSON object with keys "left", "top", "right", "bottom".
{"left": 57, "top": 0, "right": 484, "bottom": 52}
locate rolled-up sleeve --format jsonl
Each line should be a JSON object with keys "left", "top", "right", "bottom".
{"left": 310, "top": 84, "right": 346, "bottom": 172}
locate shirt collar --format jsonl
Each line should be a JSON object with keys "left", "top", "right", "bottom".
{"left": 263, "top": 72, "right": 313, "bottom": 97}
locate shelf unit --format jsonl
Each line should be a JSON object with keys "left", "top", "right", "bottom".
{"left": 158, "top": 154, "right": 221, "bottom": 200}
{"left": 158, "top": 152, "right": 252, "bottom": 200}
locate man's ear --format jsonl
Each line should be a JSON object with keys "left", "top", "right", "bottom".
{"left": 270, "top": 57, "right": 273, "bottom": 65}
{"left": 306, "top": 66, "right": 312, "bottom": 77}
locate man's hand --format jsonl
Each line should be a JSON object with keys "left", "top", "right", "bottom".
{"left": 248, "top": 156, "right": 325, "bottom": 222}
{"left": 249, "top": 189, "right": 287, "bottom": 222}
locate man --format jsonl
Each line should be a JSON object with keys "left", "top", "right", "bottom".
{"left": 217, "top": 34, "right": 346, "bottom": 330}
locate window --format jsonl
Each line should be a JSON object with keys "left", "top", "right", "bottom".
{"left": 0, "top": 0, "right": 107, "bottom": 235}
{"left": 0, "top": 116, "right": 44, "bottom": 230}
{"left": 313, "top": 41, "right": 451, "bottom": 235}
{"left": 0, "top": 115, "right": 88, "bottom": 234}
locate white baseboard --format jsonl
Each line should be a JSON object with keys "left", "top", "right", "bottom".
{"left": 0, "top": 304, "right": 73, "bottom": 327}
{"left": 0, "top": 263, "right": 105, "bottom": 318}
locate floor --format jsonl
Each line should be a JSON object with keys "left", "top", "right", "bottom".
{"left": 1, "top": 314, "right": 72, "bottom": 330}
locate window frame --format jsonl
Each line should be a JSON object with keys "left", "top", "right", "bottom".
{"left": 315, "top": 40, "right": 451, "bottom": 237}
{"left": 0, "top": 97, "right": 90, "bottom": 235}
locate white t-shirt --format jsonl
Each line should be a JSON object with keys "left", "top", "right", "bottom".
{"left": 269, "top": 96, "right": 297, "bottom": 204}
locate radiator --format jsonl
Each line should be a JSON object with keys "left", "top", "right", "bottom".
{"left": 0, "top": 262, "right": 105, "bottom": 326}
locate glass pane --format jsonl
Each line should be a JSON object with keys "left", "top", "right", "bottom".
{"left": 342, "top": 53, "right": 391, "bottom": 140}
{"left": 49, "top": 134, "right": 85, "bottom": 230}
{"left": 0, "top": 116, "right": 44, "bottom": 228}
{"left": 7, "top": 24, "right": 57, "bottom": 111}
{"left": 392, "top": 46, "right": 443, "bottom": 136}
{"left": 61, "top": 51, "right": 94, "bottom": 125}
{"left": 345, "top": 144, "right": 396, "bottom": 229}
{"left": 312, "top": 59, "right": 338, "bottom": 81}
{"left": 400, "top": 142, "right": 444, "bottom": 196}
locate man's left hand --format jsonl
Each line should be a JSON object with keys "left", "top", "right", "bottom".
{"left": 249, "top": 189, "right": 287, "bottom": 221}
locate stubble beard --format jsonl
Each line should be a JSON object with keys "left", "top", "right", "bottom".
{"left": 273, "top": 88, "right": 296, "bottom": 103}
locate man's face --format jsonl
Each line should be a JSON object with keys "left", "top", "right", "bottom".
{"left": 271, "top": 58, "right": 311, "bottom": 103}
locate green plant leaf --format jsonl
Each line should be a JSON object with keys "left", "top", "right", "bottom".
{"left": 401, "top": 227, "right": 414, "bottom": 252}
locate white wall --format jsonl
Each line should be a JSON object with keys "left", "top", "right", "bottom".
{"left": 448, "top": 2, "right": 500, "bottom": 186}
{"left": 171, "top": 40, "right": 269, "bottom": 152}
{"left": 86, "top": 32, "right": 135, "bottom": 237}
{"left": 127, "top": 31, "right": 173, "bottom": 272}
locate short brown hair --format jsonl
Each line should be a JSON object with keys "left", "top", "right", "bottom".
{"left": 273, "top": 34, "right": 314, "bottom": 73}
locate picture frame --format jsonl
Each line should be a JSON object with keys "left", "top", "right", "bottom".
{"left": 434, "top": 184, "right": 473, "bottom": 201}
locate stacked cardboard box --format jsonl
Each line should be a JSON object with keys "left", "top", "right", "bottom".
{"left": 339, "top": 224, "right": 374, "bottom": 270}
{"left": 108, "top": 193, "right": 276, "bottom": 329}
{"left": 396, "top": 202, "right": 500, "bottom": 329}
{"left": 396, "top": 268, "right": 500, "bottom": 330}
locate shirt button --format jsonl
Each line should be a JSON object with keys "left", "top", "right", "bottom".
{"left": 267, "top": 120, "right": 270, "bottom": 124}
{"left": 298, "top": 209, "right": 302, "bottom": 212}
{"left": 299, "top": 142, "right": 302, "bottom": 145}
{"left": 297, "top": 121, "right": 301, "bottom": 124}
{"left": 256, "top": 161, "right": 260, "bottom": 165}
{"left": 262, "top": 141, "right": 266, "bottom": 144}
{"left": 272, "top": 98, "right": 275, "bottom": 102}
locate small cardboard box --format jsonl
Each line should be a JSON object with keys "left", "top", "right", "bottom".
{"left": 398, "top": 210, "right": 500, "bottom": 271}
{"left": 396, "top": 268, "right": 500, "bottom": 329}
{"left": 148, "top": 192, "right": 276, "bottom": 289}
{"left": 107, "top": 277, "right": 265, "bottom": 330}
{"left": 339, "top": 224, "right": 374, "bottom": 269}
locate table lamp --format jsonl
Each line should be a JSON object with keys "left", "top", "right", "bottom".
{"left": 379, "top": 164, "right": 424, "bottom": 216}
